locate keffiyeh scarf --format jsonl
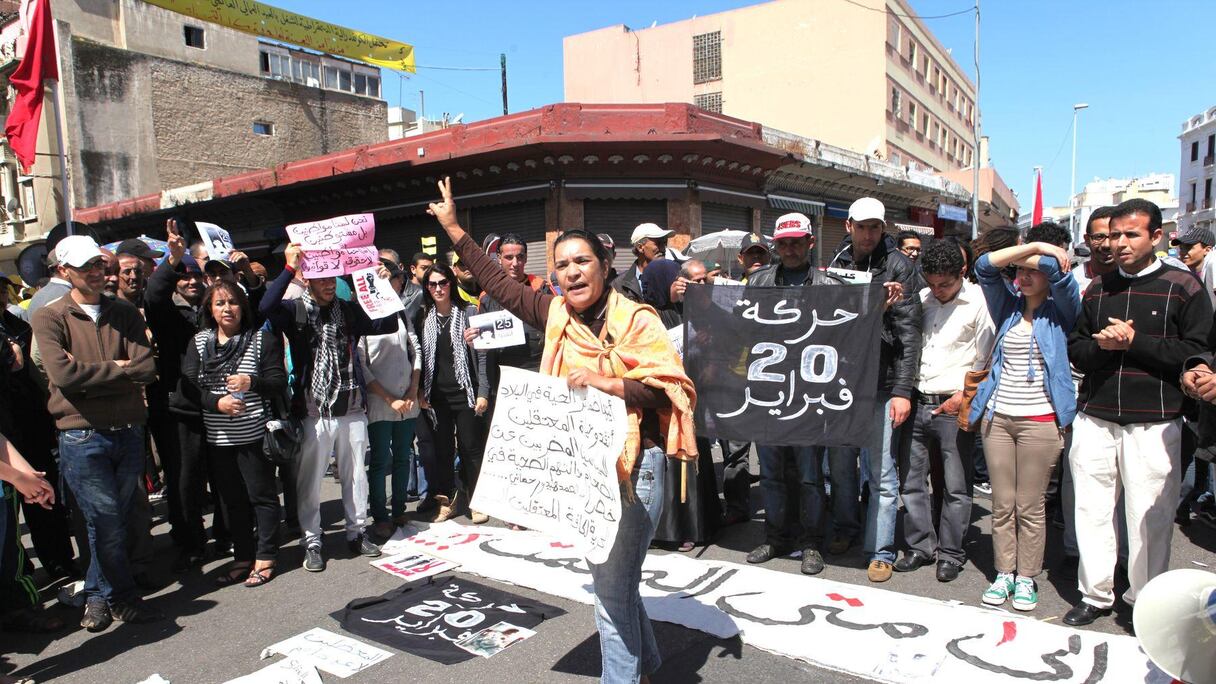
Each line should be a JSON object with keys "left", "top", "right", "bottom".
{"left": 421, "top": 306, "right": 475, "bottom": 411}
{"left": 304, "top": 291, "right": 356, "bottom": 417}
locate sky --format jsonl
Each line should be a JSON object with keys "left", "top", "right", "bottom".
{"left": 279, "top": 0, "right": 1216, "bottom": 211}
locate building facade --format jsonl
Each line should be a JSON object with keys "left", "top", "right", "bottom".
{"left": 1070, "top": 173, "right": 1177, "bottom": 243}
{"left": 0, "top": 0, "right": 388, "bottom": 271}
{"left": 563, "top": 0, "right": 976, "bottom": 175}
{"left": 1178, "top": 106, "right": 1216, "bottom": 237}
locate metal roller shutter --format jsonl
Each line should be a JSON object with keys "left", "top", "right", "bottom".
{"left": 374, "top": 212, "right": 448, "bottom": 264}
{"left": 583, "top": 199, "right": 668, "bottom": 273}
{"left": 470, "top": 201, "right": 548, "bottom": 275}
{"left": 701, "top": 202, "right": 752, "bottom": 233}
{"left": 819, "top": 216, "right": 849, "bottom": 266}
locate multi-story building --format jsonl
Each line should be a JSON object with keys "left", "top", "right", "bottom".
{"left": 563, "top": 0, "right": 977, "bottom": 174}
{"left": 0, "top": 0, "right": 390, "bottom": 271}
{"left": 1069, "top": 173, "right": 1176, "bottom": 243}
{"left": 1178, "top": 106, "right": 1216, "bottom": 238}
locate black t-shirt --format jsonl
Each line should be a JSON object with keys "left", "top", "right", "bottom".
{"left": 432, "top": 315, "right": 470, "bottom": 410}
{"left": 776, "top": 262, "right": 812, "bottom": 287}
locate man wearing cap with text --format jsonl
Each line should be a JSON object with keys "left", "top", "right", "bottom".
{"left": 826, "top": 197, "right": 924, "bottom": 582}
{"left": 613, "top": 223, "right": 674, "bottom": 303}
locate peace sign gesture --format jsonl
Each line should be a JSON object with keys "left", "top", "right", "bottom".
{"left": 427, "top": 177, "right": 467, "bottom": 242}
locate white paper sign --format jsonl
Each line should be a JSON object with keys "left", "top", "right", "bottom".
{"left": 667, "top": 325, "right": 684, "bottom": 359}
{"left": 351, "top": 266, "right": 405, "bottom": 320}
{"left": 262, "top": 628, "right": 392, "bottom": 679}
{"left": 370, "top": 551, "right": 458, "bottom": 582}
{"left": 470, "top": 367, "right": 627, "bottom": 563}
{"left": 196, "top": 221, "right": 234, "bottom": 261}
{"left": 825, "top": 266, "right": 873, "bottom": 285}
{"left": 225, "top": 658, "right": 322, "bottom": 684}
{"left": 469, "top": 310, "right": 525, "bottom": 350}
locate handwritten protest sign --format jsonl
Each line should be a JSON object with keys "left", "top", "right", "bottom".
{"left": 196, "top": 221, "right": 234, "bottom": 261}
{"left": 262, "top": 628, "right": 391, "bottom": 678}
{"left": 351, "top": 266, "right": 404, "bottom": 319}
{"left": 468, "top": 310, "right": 525, "bottom": 350}
{"left": 683, "top": 283, "right": 883, "bottom": 447}
{"left": 299, "top": 246, "right": 379, "bottom": 279}
{"left": 370, "top": 551, "right": 458, "bottom": 583}
{"left": 226, "top": 658, "right": 322, "bottom": 684}
{"left": 286, "top": 214, "right": 376, "bottom": 250}
{"left": 470, "top": 367, "right": 626, "bottom": 564}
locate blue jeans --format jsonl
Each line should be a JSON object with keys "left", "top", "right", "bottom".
{"left": 828, "top": 396, "right": 900, "bottom": 564}
{"left": 367, "top": 419, "right": 418, "bottom": 522}
{"left": 58, "top": 426, "right": 144, "bottom": 604}
{"left": 588, "top": 446, "right": 665, "bottom": 683}
{"left": 757, "top": 445, "right": 826, "bottom": 549}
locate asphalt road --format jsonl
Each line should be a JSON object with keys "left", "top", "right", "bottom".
{"left": 4, "top": 449, "right": 1214, "bottom": 683}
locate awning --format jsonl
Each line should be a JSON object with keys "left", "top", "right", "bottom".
{"left": 767, "top": 193, "right": 825, "bottom": 217}
{"left": 700, "top": 184, "right": 767, "bottom": 210}
{"left": 564, "top": 181, "right": 687, "bottom": 201}
{"left": 895, "top": 222, "right": 935, "bottom": 236}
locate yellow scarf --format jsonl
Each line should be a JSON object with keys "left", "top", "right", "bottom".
{"left": 540, "top": 290, "right": 698, "bottom": 483}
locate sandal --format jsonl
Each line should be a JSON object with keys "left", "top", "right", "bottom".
{"left": 215, "top": 563, "right": 253, "bottom": 587}
{"left": 678, "top": 541, "right": 696, "bottom": 553}
{"left": 245, "top": 565, "right": 275, "bottom": 588}
{"left": 1, "top": 607, "right": 65, "bottom": 633}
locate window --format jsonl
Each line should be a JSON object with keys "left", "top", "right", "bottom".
{"left": 324, "top": 65, "right": 339, "bottom": 89}
{"left": 692, "top": 31, "right": 722, "bottom": 84}
{"left": 367, "top": 76, "right": 380, "bottom": 98}
{"left": 694, "top": 92, "right": 723, "bottom": 113}
{"left": 1192, "top": 141, "right": 1200, "bottom": 161}
{"left": 1192, "top": 182, "right": 1198, "bottom": 204}
{"left": 907, "top": 101, "right": 916, "bottom": 126}
{"left": 184, "top": 25, "right": 205, "bottom": 49}
{"left": 354, "top": 73, "right": 367, "bottom": 95}
{"left": 338, "top": 68, "right": 352, "bottom": 92}
{"left": 1207, "top": 178, "right": 1212, "bottom": 200}
{"left": 252, "top": 121, "right": 274, "bottom": 136}
{"left": 922, "top": 113, "right": 929, "bottom": 134}
{"left": 1208, "top": 134, "right": 1215, "bottom": 157}
{"left": 891, "top": 88, "right": 901, "bottom": 116}
{"left": 908, "top": 40, "right": 916, "bottom": 63}
{"left": 921, "top": 55, "right": 928, "bottom": 76}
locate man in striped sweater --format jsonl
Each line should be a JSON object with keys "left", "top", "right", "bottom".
{"left": 1063, "top": 199, "right": 1212, "bottom": 626}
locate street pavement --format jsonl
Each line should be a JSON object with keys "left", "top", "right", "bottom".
{"left": 4, "top": 449, "right": 1214, "bottom": 683}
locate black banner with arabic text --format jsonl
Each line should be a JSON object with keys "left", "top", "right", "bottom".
{"left": 683, "top": 283, "right": 883, "bottom": 447}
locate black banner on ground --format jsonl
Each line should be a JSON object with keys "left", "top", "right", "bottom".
{"left": 683, "top": 283, "right": 883, "bottom": 448}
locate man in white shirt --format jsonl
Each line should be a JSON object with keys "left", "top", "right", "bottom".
{"left": 894, "top": 239, "right": 995, "bottom": 582}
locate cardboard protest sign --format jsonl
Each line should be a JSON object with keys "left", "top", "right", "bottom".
{"left": 196, "top": 221, "right": 234, "bottom": 261}
{"left": 468, "top": 310, "right": 525, "bottom": 350}
{"left": 299, "top": 246, "right": 379, "bottom": 279}
{"left": 286, "top": 213, "right": 375, "bottom": 250}
{"left": 261, "top": 628, "right": 391, "bottom": 678}
{"left": 683, "top": 283, "right": 883, "bottom": 448}
{"left": 470, "top": 367, "right": 626, "bottom": 563}
{"left": 351, "top": 266, "right": 405, "bottom": 319}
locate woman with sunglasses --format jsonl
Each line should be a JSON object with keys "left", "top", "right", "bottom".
{"left": 428, "top": 178, "right": 696, "bottom": 684}
{"left": 414, "top": 261, "right": 490, "bottom": 524}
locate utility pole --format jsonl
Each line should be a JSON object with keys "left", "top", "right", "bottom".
{"left": 970, "top": 0, "right": 980, "bottom": 241}
{"left": 500, "top": 53, "right": 508, "bottom": 116}
{"left": 1070, "top": 103, "right": 1090, "bottom": 243}
{"left": 419, "top": 90, "right": 425, "bottom": 120}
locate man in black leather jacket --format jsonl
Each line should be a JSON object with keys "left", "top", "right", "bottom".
{"left": 825, "top": 197, "right": 924, "bottom": 583}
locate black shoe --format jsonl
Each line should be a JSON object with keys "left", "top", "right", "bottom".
{"left": 746, "top": 543, "right": 783, "bottom": 564}
{"left": 172, "top": 548, "right": 206, "bottom": 574}
{"left": 303, "top": 546, "right": 326, "bottom": 572}
{"left": 1063, "top": 602, "right": 1112, "bottom": 626}
{"left": 935, "top": 560, "right": 960, "bottom": 582}
{"left": 800, "top": 549, "right": 825, "bottom": 575}
{"left": 348, "top": 534, "right": 381, "bottom": 558}
{"left": 110, "top": 598, "right": 163, "bottom": 624}
{"left": 213, "top": 540, "right": 233, "bottom": 558}
{"left": 44, "top": 560, "right": 81, "bottom": 580}
{"left": 893, "top": 550, "right": 934, "bottom": 573}
{"left": 132, "top": 571, "right": 162, "bottom": 590}
{"left": 415, "top": 496, "right": 439, "bottom": 514}
{"left": 80, "top": 600, "right": 113, "bottom": 633}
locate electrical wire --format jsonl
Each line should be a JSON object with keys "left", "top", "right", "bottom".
{"left": 413, "top": 64, "right": 499, "bottom": 72}
{"left": 840, "top": 0, "right": 975, "bottom": 20}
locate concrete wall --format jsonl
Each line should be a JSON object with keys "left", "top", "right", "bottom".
{"left": 563, "top": 0, "right": 886, "bottom": 159}
{"left": 67, "top": 37, "right": 387, "bottom": 208}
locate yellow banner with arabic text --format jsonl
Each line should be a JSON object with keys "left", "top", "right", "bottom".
{"left": 143, "top": 0, "right": 415, "bottom": 72}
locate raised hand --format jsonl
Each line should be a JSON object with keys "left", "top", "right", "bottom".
{"left": 285, "top": 243, "right": 303, "bottom": 271}
{"left": 427, "top": 177, "right": 467, "bottom": 242}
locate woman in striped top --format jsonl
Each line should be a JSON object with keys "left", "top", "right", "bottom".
{"left": 970, "top": 239, "right": 1080, "bottom": 612}
{"left": 182, "top": 281, "right": 287, "bottom": 587}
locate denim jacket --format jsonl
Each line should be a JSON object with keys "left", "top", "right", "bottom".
{"left": 968, "top": 253, "right": 1081, "bottom": 427}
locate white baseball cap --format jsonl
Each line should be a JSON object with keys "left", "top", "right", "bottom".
{"left": 848, "top": 197, "right": 887, "bottom": 225}
{"left": 630, "top": 223, "right": 674, "bottom": 245}
{"left": 55, "top": 235, "right": 103, "bottom": 268}
{"left": 773, "top": 212, "right": 813, "bottom": 240}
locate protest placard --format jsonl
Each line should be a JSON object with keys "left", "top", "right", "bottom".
{"left": 468, "top": 310, "right": 525, "bottom": 350}
{"left": 470, "top": 367, "right": 626, "bottom": 563}
{"left": 286, "top": 213, "right": 376, "bottom": 250}
{"left": 370, "top": 551, "right": 457, "bottom": 582}
{"left": 196, "top": 221, "right": 234, "bottom": 261}
{"left": 299, "top": 246, "right": 379, "bottom": 279}
{"left": 261, "top": 628, "right": 392, "bottom": 678}
{"left": 351, "top": 266, "right": 404, "bottom": 319}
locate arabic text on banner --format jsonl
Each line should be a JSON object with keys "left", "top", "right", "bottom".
{"left": 286, "top": 214, "right": 376, "bottom": 250}
{"left": 470, "top": 367, "right": 626, "bottom": 564}
{"left": 299, "top": 246, "right": 379, "bottom": 279}
{"left": 683, "top": 283, "right": 883, "bottom": 448}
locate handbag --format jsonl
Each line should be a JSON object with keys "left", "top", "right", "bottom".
{"left": 262, "top": 389, "right": 302, "bottom": 466}
{"left": 957, "top": 333, "right": 1001, "bottom": 433}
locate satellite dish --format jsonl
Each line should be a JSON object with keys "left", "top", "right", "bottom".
{"left": 16, "top": 241, "right": 48, "bottom": 286}
{"left": 44, "top": 221, "right": 97, "bottom": 253}
{"left": 1133, "top": 568, "right": 1216, "bottom": 684}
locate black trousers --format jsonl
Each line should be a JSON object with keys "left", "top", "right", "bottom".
{"left": 147, "top": 404, "right": 186, "bottom": 545}
{"left": 176, "top": 417, "right": 229, "bottom": 552}
{"left": 209, "top": 442, "right": 281, "bottom": 562}
{"left": 427, "top": 403, "right": 486, "bottom": 498}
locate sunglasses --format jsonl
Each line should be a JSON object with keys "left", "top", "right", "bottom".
{"left": 72, "top": 259, "right": 106, "bottom": 272}
{"left": 427, "top": 278, "right": 450, "bottom": 289}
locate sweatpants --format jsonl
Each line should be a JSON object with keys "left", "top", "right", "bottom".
{"left": 297, "top": 411, "right": 369, "bottom": 548}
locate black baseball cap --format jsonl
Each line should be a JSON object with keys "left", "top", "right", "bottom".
{"left": 116, "top": 238, "right": 164, "bottom": 260}
{"left": 740, "top": 233, "right": 771, "bottom": 255}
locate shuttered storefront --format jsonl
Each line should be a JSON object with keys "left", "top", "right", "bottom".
{"left": 583, "top": 199, "right": 668, "bottom": 273}
{"left": 701, "top": 202, "right": 752, "bottom": 233}
{"left": 374, "top": 212, "right": 451, "bottom": 263}
{"left": 469, "top": 201, "right": 547, "bottom": 276}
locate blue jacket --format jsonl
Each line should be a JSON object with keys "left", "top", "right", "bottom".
{"left": 968, "top": 253, "right": 1081, "bottom": 427}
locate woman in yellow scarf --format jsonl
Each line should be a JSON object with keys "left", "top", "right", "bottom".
{"left": 429, "top": 178, "right": 695, "bottom": 684}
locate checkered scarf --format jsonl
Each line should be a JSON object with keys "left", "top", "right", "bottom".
{"left": 421, "top": 305, "right": 475, "bottom": 413}
{"left": 304, "top": 291, "right": 355, "bottom": 417}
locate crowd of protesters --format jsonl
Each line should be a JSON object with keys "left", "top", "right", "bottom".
{"left": 1, "top": 176, "right": 1214, "bottom": 684}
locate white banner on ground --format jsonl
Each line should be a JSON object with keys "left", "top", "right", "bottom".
{"left": 470, "top": 367, "right": 626, "bottom": 564}
{"left": 261, "top": 628, "right": 392, "bottom": 678}
{"left": 350, "top": 266, "right": 405, "bottom": 319}
{"left": 468, "top": 310, "right": 525, "bottom": 350}
{"left": 225, "top": 658, "right": 322, "bottom": 684}
{"left": 399, "top": 522, "right": 1150, "bottom": 684}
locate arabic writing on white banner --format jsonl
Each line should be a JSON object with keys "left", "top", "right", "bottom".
{"left": 400, "top": 522, "right": 1150, "bottom": 684}
{"left": 470, "top": 367, "right": 625, "bottom": 564}
{"left": 261, "top": 628, "right": 392, "bottom": 679}
{"left": 286, "top": 213, "right": 376, "bottom": 250}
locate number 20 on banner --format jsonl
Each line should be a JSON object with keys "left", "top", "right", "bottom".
{"left": 747, "top": 343, "right": 838, "bottom": 384}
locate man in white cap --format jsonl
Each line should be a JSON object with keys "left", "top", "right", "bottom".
{"left": 826, "top": 197, "right": 923, "bottom": 583}
{"left": 31, "top": 235, "right": 163, "bottom": 631}
{"left": 613, "top": 223, "right": 674, "bottom": 303}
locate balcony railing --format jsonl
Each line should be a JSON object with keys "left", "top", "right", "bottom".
{"left": 1205, "top": 154, "right": 1214, "bottom": 166}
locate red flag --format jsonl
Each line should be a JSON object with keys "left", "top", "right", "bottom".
{"left": 5, "top": 0, "right": 58, "bottom": 172}
{"left": 1031, "top": 169, "right": 1044, "bottom": 226}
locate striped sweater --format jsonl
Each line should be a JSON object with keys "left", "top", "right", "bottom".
{"left": 1069, "top": 261, "right": 1212, "bottom": 425}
